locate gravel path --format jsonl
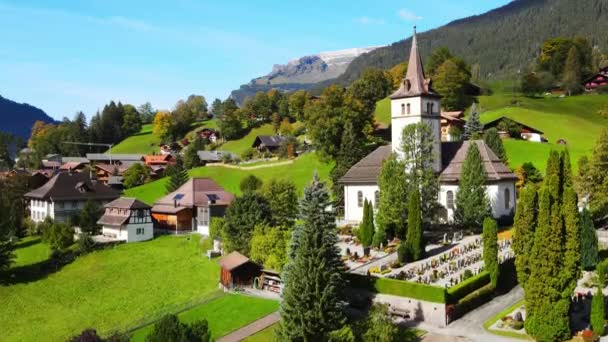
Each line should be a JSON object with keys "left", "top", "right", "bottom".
{"left": 216, "top": 311, "right": 280, "bottom": 342}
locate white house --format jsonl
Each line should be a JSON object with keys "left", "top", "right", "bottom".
{"left": 97, "top": 197, "right": 154, "bottom": 243}
{"left": 24, "top": 172, "right": 120, "bottom": 223}
{"left": 340, "top": 28, "right": 517, "bottom": 224}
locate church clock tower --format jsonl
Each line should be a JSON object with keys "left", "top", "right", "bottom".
{"left": 390, "top": 27, "right": 442, "bottom": 172}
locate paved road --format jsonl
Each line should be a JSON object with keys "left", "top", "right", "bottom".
{"left": 415, "top": 286, "right": 525, "bottom": 342}
{"left": 216, "top": 311, "right": 279, "bottom": 342}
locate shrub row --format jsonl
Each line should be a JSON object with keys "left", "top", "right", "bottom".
{"left": 446, "top": 271, "right": 490, "bottom": 303}
{"left": 347, "top": 273, "right": 447, "bottom": 303}
{"left": 449, "top": 283, "right": 496, "bottom": 322}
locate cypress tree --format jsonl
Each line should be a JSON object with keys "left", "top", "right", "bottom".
{"left": 376, "top": 153, "right": 408, "bottom": 238}
{"left": 483, "top": 128, "right": 508, "bottom": 164}
{"left": 482, "top": 217, "right": 499, "bottom": 288}
{"left": 512, "top": 184, "right": 538, "bottom": 289}
{"left": 405, "top": 188, "right": 424, "bottom": 261}
{"left": 560, "top": 149, "right": 573, "bottom": 190}
{"left": 591, "top": 261, "right": 606, "bottom": 336}
{"left": 165, "top": 156, "right": 189, "bottom": 194}
{"left": 545, "top": 150, "right": 562, "bottom": 202}
{"left": 359, "top": 200, "right": 374, "bottom": 252}
{"left": 277, "top": 176, "right": 345, "bottom": 341}
{"left": 454, "top": 142, "right": 491, "bottom": 231}
{"left": 561, "top": 186, "right": 581, "bottom": 297}
{"left": 581, "top": 208, "right": 599, "bottom": 270}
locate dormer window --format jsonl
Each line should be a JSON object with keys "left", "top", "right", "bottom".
{"left": 405, "top": 79, "right": 411, "bottom": 91}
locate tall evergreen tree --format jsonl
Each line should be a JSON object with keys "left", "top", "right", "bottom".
{"left": 277, "top": 176, "right": 345, "bottom": 341}
{"left": 562, "top": 46, "right": 583, "bottom": 96}
{"left": 463, "top": 103, "right": 483, "bottom": 140}
{"left": 223, "top": 193, "right": 271, "bottom": 254}
{"left": 483, "top": 128, "right": 507, "bottom": 164}
{"left": 184, "top": 135, "right": 205, "bottom": 169}
{"left": 165, "top": 156, "right": 188, "bottom": 194}
{"left": 482, "top": 217, "right": 499, "bottom": 288}
{"left": 405, "top": 188, "right": 424, "bottom": 261}
{"left": 544, "top": 150, "right": 562, "bottom": 202}
{"left": 330, "top": 121, "right": 366, "bottom": 213}
{"left": 561, "top": 186, "right": 581, "bottom": 297}
{"left": 454, "top": 142, "right": 491, "bottom": 230}
{"left": 581, "top": 208, "right": 599, "bottom": 270}
{"left": 560, "top": 149, "right": 573, "bottom": 190}
{"left": 376, "top": 153, "right": 408, "bottom": 238}
{"left": 512, "top": 184, "right": 538, "bottom": 289}
{"left": 588, "top": 130, "right": 608, "bottom": 219}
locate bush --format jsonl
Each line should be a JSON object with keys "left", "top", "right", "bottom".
{"left": 451, "top": 283, "right": 495, "bottom": 319}
{"left": 42, "top": 221, "right": 75, "bottom": 251}
{"left": 241, "top": 148, "right": 256, "bottom": 161}
{"left": 447, "top": 271, "right": 490, "bottom": 303}
{"left": 463, "top": 269, "right": 473, "bottom": 280}
{"left": 397, "top": 242, "right": 407, "bottom": 263}
{"left": 347, "top": 273, "right": 447, "bottom": 303}
{"left": 512, "top": 321, "right": 524, "bottom": 330}
{"left": 77, "top": 233, "right": 96, "bottom": 254}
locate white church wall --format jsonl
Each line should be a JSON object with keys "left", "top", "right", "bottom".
{"left": 439, "top": 181, "right": 516, "bottom": 222}
{"left": 344, "top": 184, "right": 379, "bottom": 222}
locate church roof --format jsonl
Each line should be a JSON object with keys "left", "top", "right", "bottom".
{"left": 339, "top": 141, "right": 516, "bottom": 184}
{"left": 390, "top": 28, "right": 440, "bottom": 100}
{"left": 439, "top": 140, "right": 517, "bottom": 182}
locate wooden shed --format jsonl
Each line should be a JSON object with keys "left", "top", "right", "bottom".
{"left": 218, "top": 251, "right": 260, "bottom": 289}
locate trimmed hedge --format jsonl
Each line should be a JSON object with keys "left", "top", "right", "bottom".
{"left": 347, "top": 273, "right": 447, "bottom": 303}
{"left": 447, "top": 271, "right": 491, "bottom": 303}
{"left": 450, "top": 283, "right": 496, "bottom": 321}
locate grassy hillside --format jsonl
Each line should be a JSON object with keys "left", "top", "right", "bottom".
{"left": 125, "top": 152, "right": 334, "bottom": 204}
{"left": 110, "top": 120, "right": 216, "bottom": 154}
{"left": 0, "top": 235, "right": 221, "bottom": 341}
{"left": 218, "top": 124, "right": 274, "bottom": 156}
{"left": 374, "top": 98, "right": 391, "bottom": 127}
{"left": 478, "top": 94, "right": 608, "bottom": 171}
{"left": 374, "top": 94, "right": 608, "bottom": 172}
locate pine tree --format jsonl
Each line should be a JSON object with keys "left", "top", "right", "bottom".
{"left": 277, "top": 176, "right": 345, "bottom": 341}
{"left": 331, "top": 121, "right": 366, "bottom": 213}
{"left": 482, "top": 217, "right": 499, "bottom": 288}
{"left": 591, "top": 261, "right": 606, "bottom": 336}
{"left": 589, "top": 130, "right": 608, "bottom": 219}
{"left": 405, "top": 188, "right": 424, "bottom": 261}
{"left": 454, "top": 142, "right": 491, "bottom": 231}
{"left": 512, "top": 184, "right": 538, "bottom": 289}
{"left": 581, "top": 208, "right": 599, "bottom": 270}
{"left": 184, "top": 135, "right": 205, "bottom": 169}
{"left": 165, "top": 156, "right": 188, "bottom": 194}
{"left": 376, "top": 153, "right": 408, "bottom": 239}
{"left": 483, "top": 128, "right": 507, "bottom": 164}
{"left": 359, "top": 200, "right": 374, "bottom": 252}
{"left": 562, "top": 46, "right": 583, "bottom": 96}
{"left": 463, "top": 103, "right": 483, "bottom": 140}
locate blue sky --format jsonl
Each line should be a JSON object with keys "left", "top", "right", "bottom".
{"left": 0, "top": 0, "right": 509, "bottom": 120}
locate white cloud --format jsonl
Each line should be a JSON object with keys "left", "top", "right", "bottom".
{"left": 397, "top": 9, "right": 423, "bottom": 21}
{"left": 355, "top": 16, "right": 385, "bottom": 25}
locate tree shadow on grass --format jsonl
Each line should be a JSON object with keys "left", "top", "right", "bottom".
{"left": 0, "top": 253, "right": 75, "bottom": 285}
{"left": 13, "top": 237, "right": 43, "bottom": 249}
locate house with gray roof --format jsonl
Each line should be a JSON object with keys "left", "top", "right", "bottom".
{"left": 252, "top": 135, "right": 287, "bottom": 153}
{"left": 340, "top": 28, "right": 516, "bottom": 224}
{"left": 24, "top": 172, "right": 121, "bottom": 224}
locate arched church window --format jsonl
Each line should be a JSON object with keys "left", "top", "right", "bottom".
{"left": 357, "top": 191, "right": 363, "bottom": 207}
{"left": 401, "top": 103, "right": 405, "bottom": 115}
{"left": 374, "top": 191, "right": 380, "bottom": 208}
{"left": 504, "top": 188, "right": 511, "bottom": 209}
{"left": 407, "top": 103, "right": 411, "bottom": 114}
{"left": 447, "top": 191, "right": 454, "bottom": 209}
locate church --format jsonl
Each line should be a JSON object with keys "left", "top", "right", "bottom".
{"left": 340, "top": 29, "right": 517, "bottom": 224}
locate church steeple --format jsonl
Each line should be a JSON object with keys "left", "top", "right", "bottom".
{"left": 389, "top": 26, "right": 443, "bottom": 172}
{"left": 390, "top": 27, "right": 439, "bottom": 100}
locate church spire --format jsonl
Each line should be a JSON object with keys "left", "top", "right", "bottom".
{"left": 389, "top": 26, "right": 439, "bottom": 99}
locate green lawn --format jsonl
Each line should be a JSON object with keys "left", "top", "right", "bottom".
{"left": 0, "top": 235, "right": 222, "bottom": 341}
{"left": 243, "top": 323, "right": 278, "bottom": 341}
{"left": 218, "top": 124, "right": 275, "bottom": 157}
{"left": 12, "top": 236, "right": 51, "bottom": 268}
{"left": 110, "top": 121, "right": 215, "bottom": 154}
{"left": 130, "top": 294, "right": 279, "bottom": 341}
{"left": 125, "top": 152, "right": 334, "bottom": 204}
